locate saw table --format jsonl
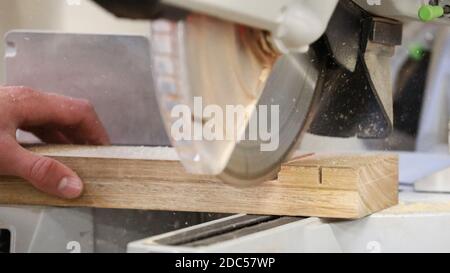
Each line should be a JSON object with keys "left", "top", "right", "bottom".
{"left": 128, "top": 191, "right": 450, "bottom": 253}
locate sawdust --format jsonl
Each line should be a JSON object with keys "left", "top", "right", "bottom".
{"left": 28, "top": 145, "right": 179, "bottom": 161}
{"left": 381, "top": 201, "right": 450, "bottom": 215}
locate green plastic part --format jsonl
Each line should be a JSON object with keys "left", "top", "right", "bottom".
{"left": 419, "top": 5, "right": 444, "bottom": 22}
{"left": 409, "top": 43, "right": 425, "bottom": 61}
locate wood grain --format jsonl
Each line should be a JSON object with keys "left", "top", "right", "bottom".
{"left": 0, "top": 145, "right": 398, "bottom": 219}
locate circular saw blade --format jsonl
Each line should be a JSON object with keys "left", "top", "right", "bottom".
{"left": 220, "top": 52, "right": 320, "bottom": 185}
{"left": 150, "top": 14, "right": 319, "bottom": 185}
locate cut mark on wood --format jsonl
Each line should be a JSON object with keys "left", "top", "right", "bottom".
{"left": 319, "top": 167, "right": 323, "bottom": 184}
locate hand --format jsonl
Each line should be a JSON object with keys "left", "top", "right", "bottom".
{"left": 0, "top": 86, "right": 110, "bottom": 199}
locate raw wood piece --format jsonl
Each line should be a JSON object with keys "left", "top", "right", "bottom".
{"left": 0, "top": 146, "right": 399, "bottom": 219}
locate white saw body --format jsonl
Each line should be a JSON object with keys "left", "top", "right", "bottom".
{"left": 162, "top": 0, "right": 339, "bottom": 53}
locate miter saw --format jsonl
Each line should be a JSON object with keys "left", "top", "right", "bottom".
{"left": 2, "top": 0, "right": 450, "bottom": 254}
{"left": 94, "top": 0, "right": 450, "bottom": 185}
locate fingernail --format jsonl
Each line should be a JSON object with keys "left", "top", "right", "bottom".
{"left": 58, "top": 177, "right": 83, "bottom": 199}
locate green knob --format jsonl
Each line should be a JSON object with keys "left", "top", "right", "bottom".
{"left": 419, "top": 5, "right": 444, "bottom": 22}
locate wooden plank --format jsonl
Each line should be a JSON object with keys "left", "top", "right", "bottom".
{"left": 0, "top": 145, "right": 398, "bottom": 219}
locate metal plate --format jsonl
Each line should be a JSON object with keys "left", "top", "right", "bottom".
{"left": 5, "top": 31, "right": 170, "bottom": 146}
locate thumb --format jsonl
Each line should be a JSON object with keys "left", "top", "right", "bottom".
{"left": 9, "top": 144, "right": 84, "bottom": 199}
